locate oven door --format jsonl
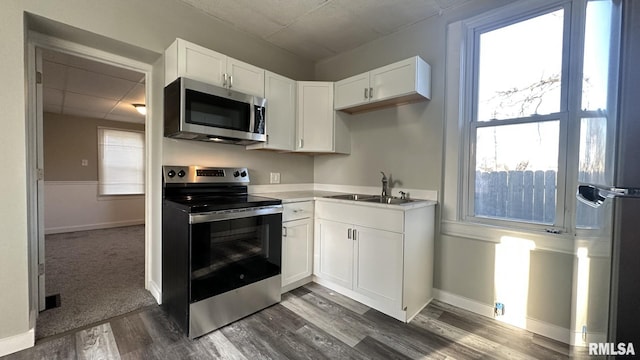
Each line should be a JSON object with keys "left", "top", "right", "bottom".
{"left": 189, "top": 206, "right": 282, "bottom": 303}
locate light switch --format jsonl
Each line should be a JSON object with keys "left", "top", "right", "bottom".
{"left": 81, "top": 159, "right": 88, "bottom": 167}
{"left": 270, "top": 172, "right": 281, "bottom": 184}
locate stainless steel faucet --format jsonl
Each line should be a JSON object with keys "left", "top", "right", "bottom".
{"left": 380, "top": 171, "right": 388, "bottom": 197}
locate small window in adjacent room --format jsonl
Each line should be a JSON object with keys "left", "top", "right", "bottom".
{"left": 98, "top": 128, "right": 145, "bottom": 195}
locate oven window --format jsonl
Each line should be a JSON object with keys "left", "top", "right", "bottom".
{"left": 190, "top": 213, "right": 281, "bottom": 302}
{"left": 185, "top": 89, "right": 251, "bottom": 132}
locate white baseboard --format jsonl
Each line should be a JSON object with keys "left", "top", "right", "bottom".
{"left": 433, "top": 288, "right": 495, "bottom": 317}
{"left": 148, "top": 280, "right": 162, "bottom": 305}
{"left": 281, "top": 276, "right": 313, "bottom": 294}
{"left": 0, "top": 328, "right": 34, "bottom": 357}
{"left": 524, "top": 316, "right": 571, "bottom": 344}
{"left": 571, "top": 331, "right": 607, "bottom": 347}
{"left": 45, "top": 219, "right": 144, "bottom": 234}
{"left": 433, "top": 288, "right": 570, "bottom": 344}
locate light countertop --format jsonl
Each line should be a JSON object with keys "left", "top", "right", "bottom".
{"left": 254, "top": 190, "right": 436, "bottom": 210}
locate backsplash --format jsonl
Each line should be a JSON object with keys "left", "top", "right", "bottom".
{"left": 162, "top": 138, "right": 314, "bottom": 185}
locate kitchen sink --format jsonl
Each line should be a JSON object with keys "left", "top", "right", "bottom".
{"left": 325, "top": 194, "right": 376, "bottom": 201}
{"left": 359, "top": 196, "right": 419, "bottom": 205}
{"left": 325, "top": 194, "right": 420, "bottom": 205}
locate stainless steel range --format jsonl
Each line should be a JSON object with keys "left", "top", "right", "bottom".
{"left": 161, "top": 166, "right": 282, "bottom": 338}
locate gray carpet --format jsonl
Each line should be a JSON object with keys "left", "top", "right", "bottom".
{"left": 36, "top": 225, "right": 157, "bottom": 339}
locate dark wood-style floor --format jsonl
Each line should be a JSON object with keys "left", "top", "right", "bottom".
{"left": 3, "top": 282, "right": 570, "bottom": 359}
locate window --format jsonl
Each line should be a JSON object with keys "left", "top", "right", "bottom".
{"left": 98, "top": 128, "right": 145, "bottom": 195}
{"left": 444, "top": 0, "right": 619, "bottom": 236}
{"left": 471, "top": 7, "right": 567, "bottom": 227}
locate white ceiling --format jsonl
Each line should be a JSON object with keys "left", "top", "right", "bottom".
{"left": 42, "top": 49, "right": 146, "bottom": 124}
{"left": 179, "top": 0, "right": 471, "bottom": 61}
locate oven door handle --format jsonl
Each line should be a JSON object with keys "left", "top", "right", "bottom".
{"left": 189, "top": 205, "right": 283, "bottom": 224}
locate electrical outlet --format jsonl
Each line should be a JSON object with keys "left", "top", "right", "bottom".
{"left": 270, "top": 172, "right": 281, "bottom": 184}
{"left": 494, "top": 302, "right": 505, "bottom": 316}
{"left": 81, "top": 159, "right": 88, "bottom": 167}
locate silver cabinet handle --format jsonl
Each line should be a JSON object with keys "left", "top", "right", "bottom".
{"left": 229, "top": 75, "right": 233, "bottom": 89}
{"left": 223, "top": 73, "right": 228, "bottom": 87}
{"left": 283, "top": 226, "right": 287, "bottom": 237}
{"left": 352, "top": 229, "right": 357, "bottom": 241}
{"left": 348, "top": 228, "right": 352, "bottom": 239}
{"left": 299, "top": 139, "right": 304, "bottom": 149}
{"left": 369, "top": 87, "right": 373, "bottom": 99}
{"left": 364, "top": 88, "right": 368, "bottom": 99}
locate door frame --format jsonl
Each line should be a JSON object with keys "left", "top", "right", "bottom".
{"left": 25, "top": 31, "right": 157, "bottom": 327}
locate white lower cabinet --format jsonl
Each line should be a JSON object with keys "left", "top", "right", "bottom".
{"left": 314, "top": 200, "right": 434, "bottom": 322}
{"left": 281, "top": 201, "right": 314, "bottom": 293}
{"left": 353, "top": 227, "right": 403, "bottom": 305}
{"left": 316, "top": 220, "right": 353, "bottom": 289}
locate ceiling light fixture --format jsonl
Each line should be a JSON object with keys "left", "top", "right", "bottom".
{"left": 132, "top": 103, "right": 147, "bottom": 115}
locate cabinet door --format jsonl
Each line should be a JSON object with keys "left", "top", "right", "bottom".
{"left": 369, "top": 57, "right": 417, "bottom": 102}
{"left": 296, "top": 81, "right": 334, "bottom": 152}
{"left": 227, "top": 57, "right": 265, "bottom": 97}
{"left": 334, "top": 72, "right": 370, "bottom": 110}
{"left": 248, "top": 71, "right": 295, "bottom": 151}
{"left": 353, "top": 227, "right": 403, "bottom": 305}
{"left": 282, "top": 218, "right": 313, "bottom": 287}
{"left": 316, "top": 219, "right": 353, "bottom": 289}
{"left": 178, "top": 40, "right": 226, "bottom": 87}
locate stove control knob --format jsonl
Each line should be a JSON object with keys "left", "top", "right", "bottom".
{"left": 233, "top": 171, "right": 240, "bottom": 177}
{"left": 177, "top": 170, "right": 186, "bottom": 177}
{"left": 240, "top": 170, "right": 247, "bottom": 178}
{"left": 167, "top": 170, "right": 176, "bottom": 178}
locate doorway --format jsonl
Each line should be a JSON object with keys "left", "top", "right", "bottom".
{"left": 27, "top": 39, "right": 156, "bottom": 339}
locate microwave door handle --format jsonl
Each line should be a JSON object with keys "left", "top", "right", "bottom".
{"left": 249, "top": 102, "right": 256, "bottom": 133}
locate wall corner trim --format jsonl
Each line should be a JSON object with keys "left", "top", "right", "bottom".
{"left": 433, "top": 288, "right": 570, "bottom": 344}
{"left": 148, "top": 280, "right": 162, "bottom": 305}
{"left": 0, "top": 328, "right": 34, "bottom": 357}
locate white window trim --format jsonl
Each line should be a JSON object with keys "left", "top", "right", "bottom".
{"left": 442, "top": 0, "right": 588, "bottom": 253}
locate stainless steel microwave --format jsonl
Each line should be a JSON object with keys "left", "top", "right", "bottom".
{"left": 164, "top": 77, "right": 266, "bottom": 145}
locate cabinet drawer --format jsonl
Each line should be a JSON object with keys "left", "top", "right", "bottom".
{"left": 283, "top": 201, "right": 314, "bottom": 222}
{"left": 315, "top": 201, "right": 403, "bottom": 233}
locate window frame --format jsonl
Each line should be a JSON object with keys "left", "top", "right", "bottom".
{"left": 97, "top": 126, "right": 146, "bottom": 196}
{"left": 442, "top": 0, "right": 609, "bottom": 251}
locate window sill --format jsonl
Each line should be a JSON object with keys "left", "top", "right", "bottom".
{"left": 441, "top": 220, "right": 575, "bottom": 254}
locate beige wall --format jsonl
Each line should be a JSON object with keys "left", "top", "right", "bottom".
{"left": 0, "top": 1, "right": 31, "bottom": 344}
{"left": 163, "top": 139, "right": 314, "bottom": 185}
{"left": 0, "top": 0, "right": 589, "bottom": 348}
{"left": 2, "top": 0, "right": 315, "bottom": 345}
{"left": 43, "top": 113, "right": 145, "bottom": 181}
{"left": 313, "top": 0, "right": 576, "bottom": 331}
{"left": 314, "top": 0, "right": 514, "bottom": 190}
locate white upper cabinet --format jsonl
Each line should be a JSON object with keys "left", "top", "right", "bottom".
{"left": 296, "top": 81, "right": 350, "bottom": 154}
{"left": 333, "top": 72, "right": 370, "bottom": 110}
{"left": 247, "top": 71, "right": 296, "bottom": 151}
{"left": 165, "top": 38, "right": 265, "bottom": 97}
{"left": 226, "top": 57, "right": 265, "bottom": 97}
{"left": 334, "top": 56, "right": 431, "bottom": 114}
